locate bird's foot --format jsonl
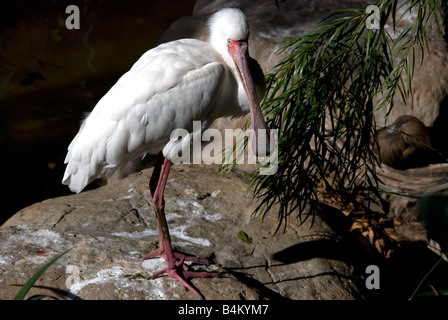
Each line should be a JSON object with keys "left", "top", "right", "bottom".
{"left": 143, "top": 248, "right": 219, "bottom": 299}
{"left": 151, "top": 256, "right": 219, "bottom": 299}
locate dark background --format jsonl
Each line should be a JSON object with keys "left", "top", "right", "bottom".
{"left": 0, "top": 0, "right": 196, "bottom": 225}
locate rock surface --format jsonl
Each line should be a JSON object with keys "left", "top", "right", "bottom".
{"left": 1, "top": 165, "right": 369, "bottom": 300}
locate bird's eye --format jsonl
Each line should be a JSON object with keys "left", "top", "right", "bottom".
{"left": 227, "top": 39, "right": 232, "bottom": 46}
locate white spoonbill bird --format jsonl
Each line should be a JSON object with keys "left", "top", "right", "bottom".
{"left": 62, "top": 8, "right": 271, "bottom": 299}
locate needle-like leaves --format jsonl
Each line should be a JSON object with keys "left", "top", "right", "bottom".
{"left": 232, "top": 0, "right": 446, "bottom": 231}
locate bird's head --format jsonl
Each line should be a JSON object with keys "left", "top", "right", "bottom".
{"left": 209, "top": 8, "right": 250, "bottom": 55}
{"left": 384, "top": 115, "right": 430, "bottom": 143}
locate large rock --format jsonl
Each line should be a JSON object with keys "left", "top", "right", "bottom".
{"left": 0, "top": 165, "right": 368, "bottom": 300}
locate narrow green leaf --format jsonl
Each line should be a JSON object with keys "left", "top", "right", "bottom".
{"left": 14, "top": 248, "right": 72, "bottom": 300}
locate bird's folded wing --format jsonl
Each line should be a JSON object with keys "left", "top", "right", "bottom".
{"left": 63, "top": 40, "right": 226, "bottom": 192}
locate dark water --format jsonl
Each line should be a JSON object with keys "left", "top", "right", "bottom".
{"left": 0, "top": 0, "right": 196, "bottom": 225}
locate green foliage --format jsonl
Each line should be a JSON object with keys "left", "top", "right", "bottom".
{"left": 414, "top": 289, "right": 448, "bottom": 297}
{"left": 14, "top": 248, "right": 72, "bottom": 300}
{"left": 228, "top": 0, "right": 447, "bottom": 231}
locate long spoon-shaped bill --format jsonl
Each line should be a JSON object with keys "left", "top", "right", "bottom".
{"left": 231, "top": 40, "right": 273, "bottom": 157}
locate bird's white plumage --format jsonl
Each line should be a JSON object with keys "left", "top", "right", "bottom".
{"left": 63, "top": 8, "right": 263, "bottom": 193}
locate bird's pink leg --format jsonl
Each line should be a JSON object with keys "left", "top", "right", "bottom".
{"left": 144, "top": 152, "right": 209, "bottom": 263}
{"left": 143, "top": 152, "right": 219, "bottom": 299}
{"left": 144, "top": 151, "right": 165, "bottom": 259}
